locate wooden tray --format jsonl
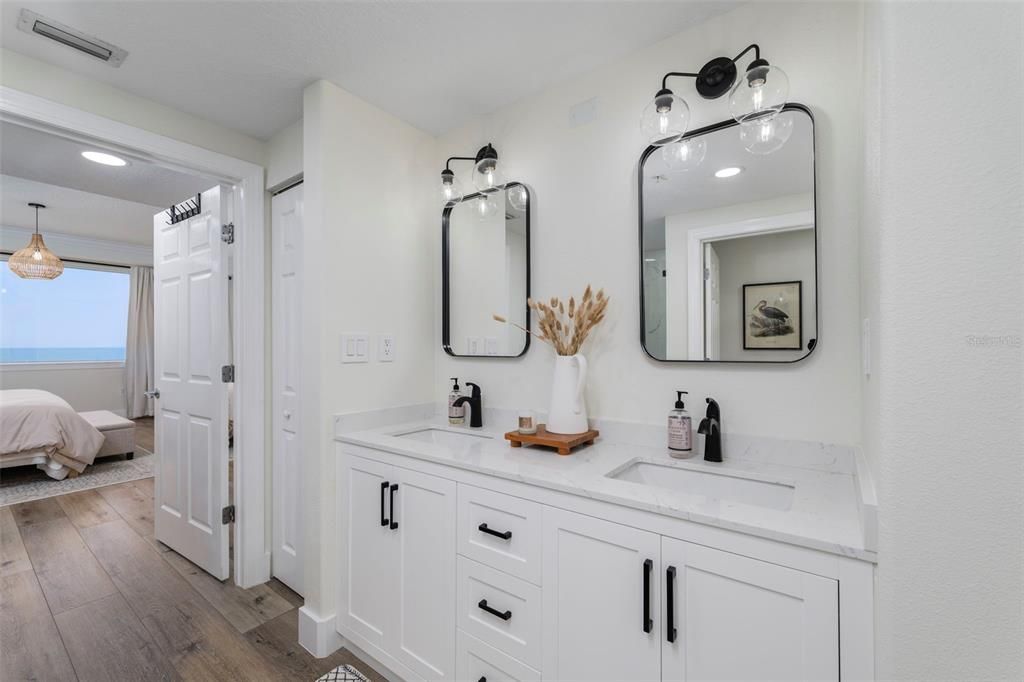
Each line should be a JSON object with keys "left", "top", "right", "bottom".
{"left": 504, "top": 425, "right": 599, "bottom": 456}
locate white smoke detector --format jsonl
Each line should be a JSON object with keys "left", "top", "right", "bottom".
{"left": 17, "top": 9, "right": 128, "bottom": 67}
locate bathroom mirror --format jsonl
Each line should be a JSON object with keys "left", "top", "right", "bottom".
{"left": 639, "top": 104, "right": 816, "bottom": 363}
{"left": 443, "top": 183, "right": 530, "bottom": 357}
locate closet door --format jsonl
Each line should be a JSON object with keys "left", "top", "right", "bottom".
{"left": 339, "top": 455, "right": 397, "bottom": 650}
{"left": 661, "top": 537, "right": 839, "bottom": 681}
{"left": 542, "top": 507, "right": 662, "bottom": 682}
{"left": 392, "top": 467, "right": 457, "bottom": 681}
{"left": 271, "top": 183, "right": 304, "bottom": 593}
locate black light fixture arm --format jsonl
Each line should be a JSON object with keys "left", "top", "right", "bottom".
{"left": 658, "top": 43, "right": 764, "bottom": 99}
{"left": 444, "top": 155, "right": 476, "bottom": 172}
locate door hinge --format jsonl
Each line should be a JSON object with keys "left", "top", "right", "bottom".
{"left": 704, "top": 268, "right": 710, "bottom": 281}
{"left": 221, "top": 222, "right": 235, "bottom": 244}
{"left": 222, "top": 505, "right": 235, "bottom": 524}
{"left": 221, "top": 365, "right": 235, "bottom": 382}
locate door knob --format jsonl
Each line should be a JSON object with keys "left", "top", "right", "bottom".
{"left": 283, "top": 410, "right": 292, "bottom": 420}
{"left": 144, "top": 389, "right": 161, "bottom": 399}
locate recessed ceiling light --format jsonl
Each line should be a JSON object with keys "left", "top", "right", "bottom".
{"left": 714, "top": 166, "right": 743, "bottom": 178}
{"left": 81, "top": 151, "right": 127, "bottom": 167}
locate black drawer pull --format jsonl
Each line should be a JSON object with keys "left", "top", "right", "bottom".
{"left": 389, "top": 484, "right": 399, "bottom": 530}
{"left": 478, "top": 523, "right": 512, "bottom": 540}
{"left": 643, "top": 558, "right": 653, "bottom": 634}
{"left": 666, "top": 565, "right": 677, "bottom": 643}
{"left": 477, "top": 599, "right": 512, "bottom": 621}
{"left": 380, "top": 481, "right": 389, "bottom": 527}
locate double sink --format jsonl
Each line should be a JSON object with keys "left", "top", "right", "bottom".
{"left": 393, "top": 427, "right": 795, "bottom": 512}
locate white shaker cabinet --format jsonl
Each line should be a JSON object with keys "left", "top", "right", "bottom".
{"left": 339, "top": 455, "right": 457, "bottom": 681}
{"left": 542, "top": 507, "right": 662, "bottom": 682}
{"left": 660, "top": 537, "right": 838, "bottom": 682}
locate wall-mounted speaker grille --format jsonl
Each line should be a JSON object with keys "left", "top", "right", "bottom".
{"left": 17, "top": 9, "right": 128, "bottom": 67}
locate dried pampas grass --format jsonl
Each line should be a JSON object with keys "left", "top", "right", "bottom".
{"left": 494, "top": 285, "right": 609, "bottom": 356}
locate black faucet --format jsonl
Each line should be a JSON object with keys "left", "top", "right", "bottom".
{"left": 697, "top": 397, "right": 722, "bottom": 462}
{"left": 453, "top": 382, "right": 483, "bottom": 428}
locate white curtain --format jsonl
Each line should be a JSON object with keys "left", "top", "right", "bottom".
{"left": 125, "top": 265, "right": 155, "bottom": 418}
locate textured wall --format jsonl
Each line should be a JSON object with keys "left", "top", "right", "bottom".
{"left": 869, "top": 2, "right": 1024, "bottom": 678}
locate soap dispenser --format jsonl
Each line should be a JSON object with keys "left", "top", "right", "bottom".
{"left": 448, "top": 378, "right": 465, "bottom": 425}
{"left": 667, "top": 391, "right": 692, "bottom": 457}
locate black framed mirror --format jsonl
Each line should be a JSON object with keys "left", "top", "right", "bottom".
{"left": 639, "top": 103, "right": 817, "bottom": 363}
{"left": 443, "top": 183, "right": 531, "bottom": 357}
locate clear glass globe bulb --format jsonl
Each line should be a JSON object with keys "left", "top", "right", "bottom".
{"left": 739, "top": 112, "right": 794, "bottom": 155}
{"left": 661, "top": 137, "right": 707, "bottom": 171}
{"left": 472, "top": 158, "right": 505, "bottom": 193}
{"left": 507, "top": 185, "right": 528, "bottom": 211}
{"left": 440, "top": 174, "right": 463, "bottom": 206}
{"left": 728, "top": 63, "right": 789, "bottom": 124}
{"left": 641, "top": 90, "right": 690, "bottom": 146}
{"left": 475, "top": 194, "right": 499, "bottom": 220}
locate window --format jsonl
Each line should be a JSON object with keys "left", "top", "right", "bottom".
{"left": 0, "top": 258, "right": 130, "bottom": 364}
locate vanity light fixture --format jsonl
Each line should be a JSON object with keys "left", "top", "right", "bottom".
{"left": 439, "top": 143, "right": 504, "bottom": 206}
{"left": 642, "top": 44, "right": 791, "bottom": 153}
{"left": 82, "top": 150, "right": 127, "bottom": 166}
{"left": 714, "top": 166, "right": 744, "bottom": 178}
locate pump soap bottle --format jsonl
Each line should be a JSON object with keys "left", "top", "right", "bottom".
{"left": 448, "top": 378, "right": 465, "bottom": 425}
{"left": 667, "top": 391, "right": 692, "bottom": 457}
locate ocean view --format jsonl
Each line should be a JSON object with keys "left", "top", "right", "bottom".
{"left": 0, "top": 347, "right": 126, "bottom": 363}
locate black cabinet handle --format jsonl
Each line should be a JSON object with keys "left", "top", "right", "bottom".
{"left": 478, "top": 523, "right": 512, "bottom": 540}
{"left": 477, "top": 599, "right": 512, "bottom": 621}
{"left": 666, "top": 565, "right": 677, "bottom": 643}
{"left": 380, "top": 481, "right": 390, "bottom": 527}
{"left": 389, "top": 484, "right": 399, "bottom": 530}
{"left": 643, "top": 558, "right": 653, "bottom": 634}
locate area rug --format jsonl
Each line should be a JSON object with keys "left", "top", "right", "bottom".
{"left": 0, "top": 447, "right": 154, "bottom": 507}
{"left": 316, "top": 664, "right": 370, "bottom": 681}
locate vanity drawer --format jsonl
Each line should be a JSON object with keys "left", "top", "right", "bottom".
{"left": 457, "top": 556, "right": 542, "bottom": 670}
{"left": 458, "top": 484, "right": 542, "bottom": 585}
{"left": 456, "top": 630, "right": 540, "bottom": 682}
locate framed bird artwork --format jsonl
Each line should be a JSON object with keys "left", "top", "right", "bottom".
{"left": 743, "top": 281, "right": 802, "bottom": 350}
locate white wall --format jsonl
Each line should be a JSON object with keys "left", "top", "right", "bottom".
{"left": 864, "top": 2, "right": 1024, "bottom": 679}
{"left": 0, "top": 49, "right": 265, "bottom": 166}
{"left": 267, "top": 119, "right": 303, "bottom": 191}
{"left": 300, "top": 79, "right": 435, "bottom": 626}
{"left": 435, "top": 2, "right": 864, "bottom": 445}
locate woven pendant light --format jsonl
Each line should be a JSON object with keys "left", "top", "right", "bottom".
{"left": 7, "top": 203, "right": 63, "bottom": 280}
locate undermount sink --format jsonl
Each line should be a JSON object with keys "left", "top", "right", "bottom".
{"left": 394, "top": 428, "right": 493, "bottom": 448}
{"left": 607, "top": 460, "right": 795, "bottom": 511}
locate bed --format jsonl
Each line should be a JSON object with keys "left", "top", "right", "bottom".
{"left": 0, "top": 389, "right": 106, "bottom": 480}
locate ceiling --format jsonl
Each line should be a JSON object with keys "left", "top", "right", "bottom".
{"left": 1, "top": 121, "right": 214, "bottom": 207}
{"left": 0, "top": 1, "right": 738, "bottom": 139}
{"left": 642, "top": 112, "right": 814, "bottom": 249}
{"left": 1, "top": 174, "right": 158, "bottom": 245}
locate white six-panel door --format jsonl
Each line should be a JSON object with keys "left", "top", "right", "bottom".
{"left": 271, "top": 184, "right": 303, "bottom": 593}
{"left": 152, "top": 186, "right": 231, "bottom": 580}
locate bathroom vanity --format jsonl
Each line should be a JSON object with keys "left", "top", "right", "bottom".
{"left": 334, "top": 409, "right": 876, "bottom": 682}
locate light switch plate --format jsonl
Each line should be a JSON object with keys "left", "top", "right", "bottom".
{"left": 485, "top": 337, "right": 498, "bottom": 356}
{"left": 466, "top": 336, "right": 482, "bottom": 355}
{"left": 341, "top": 334, "right": 370, "bottom": 363}
{"left": 378, "top": 334, "right": 395, "bottom": 362}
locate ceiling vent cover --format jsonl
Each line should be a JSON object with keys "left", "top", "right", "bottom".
{"left": 17, "top": 9, "right": 128, "bottom": 67}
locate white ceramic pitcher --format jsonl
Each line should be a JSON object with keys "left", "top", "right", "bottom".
{"left": 546, "top": 353, "right": 589, "bottom": 434}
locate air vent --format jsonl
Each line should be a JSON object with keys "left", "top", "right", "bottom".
{"left": 17, "top": 9, "right": 128, "bottom": 67}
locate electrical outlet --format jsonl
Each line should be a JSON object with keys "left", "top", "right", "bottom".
{"left": 485, "top": 337, "right": 498, "bottom": 356}
{"left": 341, "top": 334, "right": 369, "bottom": 363}
{"left": 379, "top": 334, "right": 395, "bottom": 362}
{"left": 466, "top": 336, "right": 482, "bottom": 355}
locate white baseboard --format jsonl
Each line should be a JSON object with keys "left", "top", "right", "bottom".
{"left": 298, "top": 606, "right": 343, "bottom": 658}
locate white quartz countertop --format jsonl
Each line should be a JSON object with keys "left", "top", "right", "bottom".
{"left": 335, "top": 413, "right": 876, "bottom": 562}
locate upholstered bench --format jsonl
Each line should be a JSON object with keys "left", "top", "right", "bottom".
{"left": 79, "top": 410, "right": 136, "bottom": 460}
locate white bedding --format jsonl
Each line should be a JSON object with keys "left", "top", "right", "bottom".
{"left": 0, "top": 389, "right": 104, "bottom": 477}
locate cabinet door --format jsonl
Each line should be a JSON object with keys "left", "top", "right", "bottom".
{"left": 661, "top": 537, "right": 838, "bottom": 682}
{"left": 542, "top": 507, "right": 662, "bottom": 682}
{"left": 393, "top": 467, "right": 457, "bottom": 681}
{"left": 340, "top": 455, "right": 397, "bottom": 650}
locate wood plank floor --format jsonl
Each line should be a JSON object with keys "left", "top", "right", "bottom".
{"left": 1, "top": 478, "right": 384, "bottom": 682}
